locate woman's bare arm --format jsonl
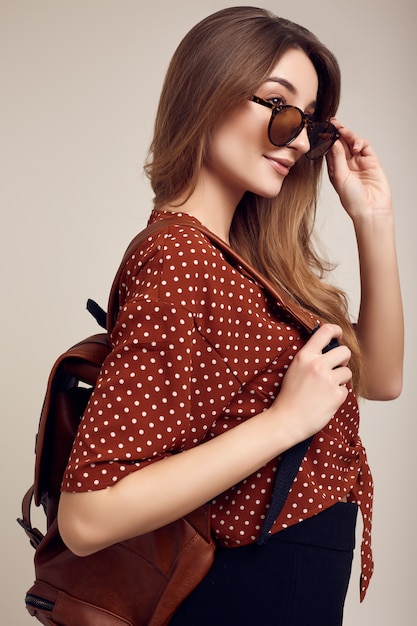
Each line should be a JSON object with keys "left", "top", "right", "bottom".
{"left": 326, "top": 123, "right": 404, "bottom": 399}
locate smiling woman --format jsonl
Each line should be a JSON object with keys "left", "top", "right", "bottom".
{"left": 56, "top": 5, "right": 403, "bottom": 626}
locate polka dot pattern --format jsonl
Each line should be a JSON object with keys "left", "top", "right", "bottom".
{"left": 63, "top": 210, "right": 374, "bottom": 600}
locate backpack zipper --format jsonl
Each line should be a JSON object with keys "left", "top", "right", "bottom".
{"left": 25, "top": 593, "right": 55, "bottom": 612}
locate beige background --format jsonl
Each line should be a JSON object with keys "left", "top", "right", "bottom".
{"left": 1, "top": 0, "right": 415, "bottom": 624}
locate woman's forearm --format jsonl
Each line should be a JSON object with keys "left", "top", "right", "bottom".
{"left": 354, "top": 212, "right": 404, "bottom": 400}
{"left": 58, "top": 406, "right": 292, "bottom": 556}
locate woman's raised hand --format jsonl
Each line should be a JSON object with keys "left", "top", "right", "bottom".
{"left": 325, "top": 120, "right": 392, "bottom": 221}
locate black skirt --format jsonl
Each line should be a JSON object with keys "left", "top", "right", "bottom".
{"left": 169, "top": 502, "right": 358, "bottom": 626}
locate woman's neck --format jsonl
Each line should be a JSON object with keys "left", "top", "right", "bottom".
{"left": 161, "top": 166, "right": 243, "bottom": 243}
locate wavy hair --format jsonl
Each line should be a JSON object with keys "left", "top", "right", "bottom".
{"left": 145, "top": 6, "right": 363, "bottom": 394}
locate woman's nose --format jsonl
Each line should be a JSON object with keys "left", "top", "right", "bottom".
{"left": 288, "top": 125, "right": 310, "bottom": 155}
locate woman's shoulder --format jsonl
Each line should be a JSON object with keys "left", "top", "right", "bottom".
{"left": 127, "top": 212, "right": 221, "bottom": 269}
{"left": 120, "top": 212, "right": 237, "bottom": 304}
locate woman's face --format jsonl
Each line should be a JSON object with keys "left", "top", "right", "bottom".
{"left": 204, "top": 48, "right": 319, "bottom": 202}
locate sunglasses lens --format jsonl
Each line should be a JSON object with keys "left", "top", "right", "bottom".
{"left": 266, "top": 102, "right": 339, "bottom": 159}
{"left": 306, "top": 122, "right": 338, "bottom": 159}
{"left": 269, "top": 107, "right": 303, "bottom": 146}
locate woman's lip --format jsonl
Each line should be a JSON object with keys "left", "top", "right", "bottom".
{"left": 264, "top": 156, "right": 293, "bottom": 176}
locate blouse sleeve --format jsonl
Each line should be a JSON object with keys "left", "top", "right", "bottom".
{"left": 63, "top": 298, "right": 199, "bottom": 491}
{"left": 62, "top": 226, "right": 242, "bottom": 492}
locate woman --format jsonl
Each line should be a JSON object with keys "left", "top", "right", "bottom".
{"left": 58, "top": 6, "right": 403, "bottom": 625}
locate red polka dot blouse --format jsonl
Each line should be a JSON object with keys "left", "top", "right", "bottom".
{"left": 63, "top": 210, "right": 374, "bottom": 600}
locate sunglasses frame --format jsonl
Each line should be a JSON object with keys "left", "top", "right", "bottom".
{"left": 250, "top": 95, "right": 340, "bottom": 159}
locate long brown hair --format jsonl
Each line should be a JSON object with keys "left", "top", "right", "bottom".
{"left": 145, "top": 6, "right": 364, "bottom": 394}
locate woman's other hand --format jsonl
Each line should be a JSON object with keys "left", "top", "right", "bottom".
{"left": 269, "top": 324, "right": 352, "bottom": 442}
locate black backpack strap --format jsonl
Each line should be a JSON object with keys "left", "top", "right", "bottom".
{"left": 257, "top": 328, "right": 340, "bottom": 544}
{"left": 86, "top": 298, "right": 107, "bottom": 330}
{"left": 256, "top": 437, "right": 313, "bottom": 545}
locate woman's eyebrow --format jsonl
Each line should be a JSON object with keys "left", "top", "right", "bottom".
{"left": 265, "top": 76, "right": 317, "bottom": 110}
{"left": 266, "top": 76, "right": 297, "bottom": 94}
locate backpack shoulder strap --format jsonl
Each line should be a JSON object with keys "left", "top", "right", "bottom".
{"left": 106, "top": 217, "right": 318, "bottom": 334}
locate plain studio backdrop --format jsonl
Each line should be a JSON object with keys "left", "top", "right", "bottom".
{"left": 1, "top": 1, "right": 415, "bottom": 624}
